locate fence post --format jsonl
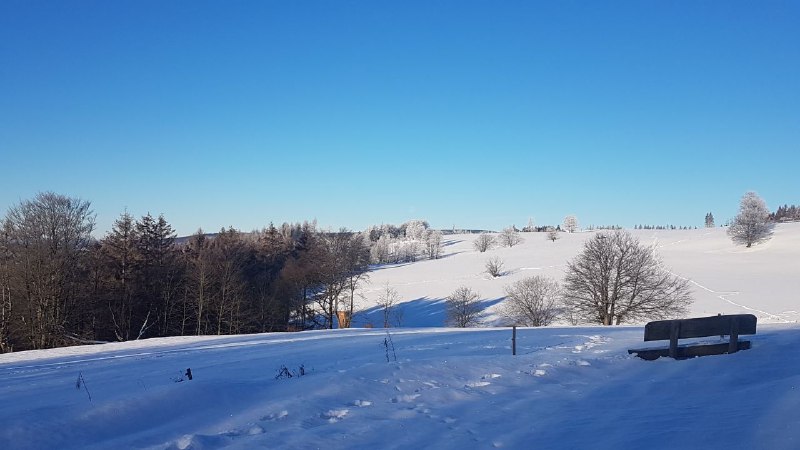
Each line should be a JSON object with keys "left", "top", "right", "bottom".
{"left": 512, "top": 326, "right": 517, "bottom": 356}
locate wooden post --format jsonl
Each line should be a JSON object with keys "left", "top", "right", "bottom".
{"left": 669, "top": 321, "right": 680, "bottom": 359}
{"left": 512, "top": 326, "right": 517, "bottom": 356}
{"left": 728, "top": 318, "right": 740, "bottom": 354}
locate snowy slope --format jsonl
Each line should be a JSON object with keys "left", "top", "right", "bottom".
{"left": 357, "top": 223, "right": 800, "bottom": 327}
{"left": 1, "top": 224, "right": 797, "bottom": 449}
{"left": 1, "top": 325, "right": 799, "bottom": 449}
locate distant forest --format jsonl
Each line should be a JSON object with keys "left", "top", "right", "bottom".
{"left": 769, "top": 204, "right": 800, "bottom": 222}
{"left": 1, "top": 193, "right": 796, "bottom": 353}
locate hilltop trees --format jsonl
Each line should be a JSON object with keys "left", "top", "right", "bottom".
{"left": 770, "top": 204, "right": 800, "bottom": 222}
{"left": 366, "top": 220, "right": 441, "bottom": 264}
{"left": 704, "top": 212, "right": 715, "bottom": 228}
{"left": 728, "top": 192, "right": 774, "bottom": 248}
{"left": 563, "top": 215, "right": 579, "bottom": 233}
{"left": 424, "top": 229, "right": 443, "bottom": 259}
{"left": 563, "top": 230, "right": 692, "bottom": 325}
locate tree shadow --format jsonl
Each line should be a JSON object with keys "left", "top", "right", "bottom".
{"left": 442, "top": 239, "right": 463, "bottom": 247}
{"left": 354, "top": 297, "right": 504, "bottom": 328}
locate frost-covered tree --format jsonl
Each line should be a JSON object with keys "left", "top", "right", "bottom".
{"left": 563, "top": 230, "right": 692, "bottom": 325}
{"left": 424, "top": 229, "right": 443, "bottom": 259}
{"left": 370, "top": 234, "right": 391, "bottom": 264}
{"left": 563, "top": 215, "right": 579, "bottom": 233}
{"left": 546, "top": 227, "right": 559, "bottom": 242}
{"left": 403, "top": 220, "right": 429, "bottom": 241}
{"left": 498, "top": 227, "right": 524, "bottom": 247}
{"left": 445, "top": 286, "right": 483, "bottom": 327}
{"left": 473, "top": 233, "right": 494, "bottom": 252}
{"left": 485, "top": 257, "right": 504, "bottom": 278}
{"left": 728, "top": 192, "right": 774, "bottom": 248}
{"left": 500, "top": 276, "right": 561, "bottom": 327}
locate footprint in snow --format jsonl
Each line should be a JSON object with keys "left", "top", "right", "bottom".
{"left": 392, "top": 393, "right": 420, "bottom": 403}
{"left": 465, "top": 381, "right": 491, "bottom": 388}
{"left": 223, "top": 425, "right": 264, "bottom": 437}
{"left": 321, "top": 409, "right": 349, "bottom": 423}
{"left": 482, "top": 373, "right": 501, "bottom": 380}
{"left": 353, "top": 400, "right": 372, "bottom": 407}
{"left": 261, "top": 410, "right": 289, "bottom": 421}
{"left": 533, "top": 369, "right": 547, "bottom": 377}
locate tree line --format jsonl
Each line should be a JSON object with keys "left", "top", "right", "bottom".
{"left": 0, "top": 192, "right": 377, "bottom": 352}
{"left": 0, "top": 190, "right": 783, "bottom": 351}
{"left": 769, "top": 204, "right": 800, "bottom": 222}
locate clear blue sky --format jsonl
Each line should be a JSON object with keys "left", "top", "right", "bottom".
{"left": 2, "top": 1, "right": 798, "bottom": 236}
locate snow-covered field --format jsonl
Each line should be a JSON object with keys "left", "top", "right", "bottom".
{"left": 1, "top": 326, "right": 799, "bottom": 449}
{"left": 1, "top": 224, "right": 798, "bottom": 449}
{"left": 358, "top": 223, "right": 800, "bottom": 326}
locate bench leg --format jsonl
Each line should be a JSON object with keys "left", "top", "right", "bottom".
{"left": 669, "top": 321, "right": 680, "bottom": 358}
{"left": 729, "top": 319, "right": 739, "bottom": 354}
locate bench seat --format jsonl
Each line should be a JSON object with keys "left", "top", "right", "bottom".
{"left": 628, "top": 314, "right": 757, "bottom": 360}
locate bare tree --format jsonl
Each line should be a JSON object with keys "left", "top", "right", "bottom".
{"left": 445, "top": 286, "right": 483, "bottom": 327}
{"left": 485, "top": 257, "right": 504, "bottom": 278}
{"left": 546, "top": 227, "right": 559, "bottom": 242}
{"left": 728, "top": 192, "right": 774, "bottom": 248}
{"left": 563, "top": 230, "right": 692, "bottom": 325}
{"left": 2, "top": 192, "right": 95, "bottom": 348}
{"left": 500, "top": 276, "right": 561, "bottom": 326}
{"left": 183, "top": 230, "right": 214, "bottom": 335}
{"left": 341, "top": 232, "right": 370, "bottom": 328}
{"left": 563, "top": 215, "right": 579, "bottom": 233}
{"left": 377, "top": 283, "right": 400, "bottom": 328}
{"left": 0, "top": 222, "right": 13, "bottom": 352}
{"left": 498, "top": 227, "right": 524, "bottom": 247}
{"left": 473, "top": 233, "right": 494, "bottom": 253}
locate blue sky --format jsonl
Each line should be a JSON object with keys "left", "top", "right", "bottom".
{"left": 1, "top": 1, "right": 798, "bottom": 236}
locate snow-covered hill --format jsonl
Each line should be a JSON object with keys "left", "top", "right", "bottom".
{"left": 1, "top": 224, "right": 797, "bottom": 449}
{"left": 1, "top": 325, "right": 798, "bottom": 449}
{"left": 357, "top": 223, "right": 800, "bottom": 327}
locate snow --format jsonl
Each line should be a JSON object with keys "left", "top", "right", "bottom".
{"left": 358, "top": 223, "right": 800, "bottom": 326}
{"left": 0, "top": 224, "right": 798, "bottom": 449}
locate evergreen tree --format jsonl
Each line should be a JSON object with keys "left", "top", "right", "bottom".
{"left": 705, "top": 212, "right": 715, "bottom": 228}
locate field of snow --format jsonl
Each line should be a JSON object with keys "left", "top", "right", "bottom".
{"left": 1, "top": 325, "right": 799, "bottom": 449}
{"left": 357, "top": 223, "right": 800, "bottom": 327}
{"left": 1, "top": 224, "right": 798, "bottom": 449}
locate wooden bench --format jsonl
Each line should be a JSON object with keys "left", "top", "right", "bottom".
{"left": 628, "top": 314, "right": 757, "bottom": 360}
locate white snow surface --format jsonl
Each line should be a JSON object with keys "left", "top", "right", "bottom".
{"left": 1, "top": 224, "right": 799, "bottom": 449}
{"left": 357, "top": 223, "right": 800, "bottom": 326}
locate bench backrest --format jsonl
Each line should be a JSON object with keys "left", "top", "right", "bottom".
{"left": 644, "top": 314, "right": 757, "bottom": 342}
